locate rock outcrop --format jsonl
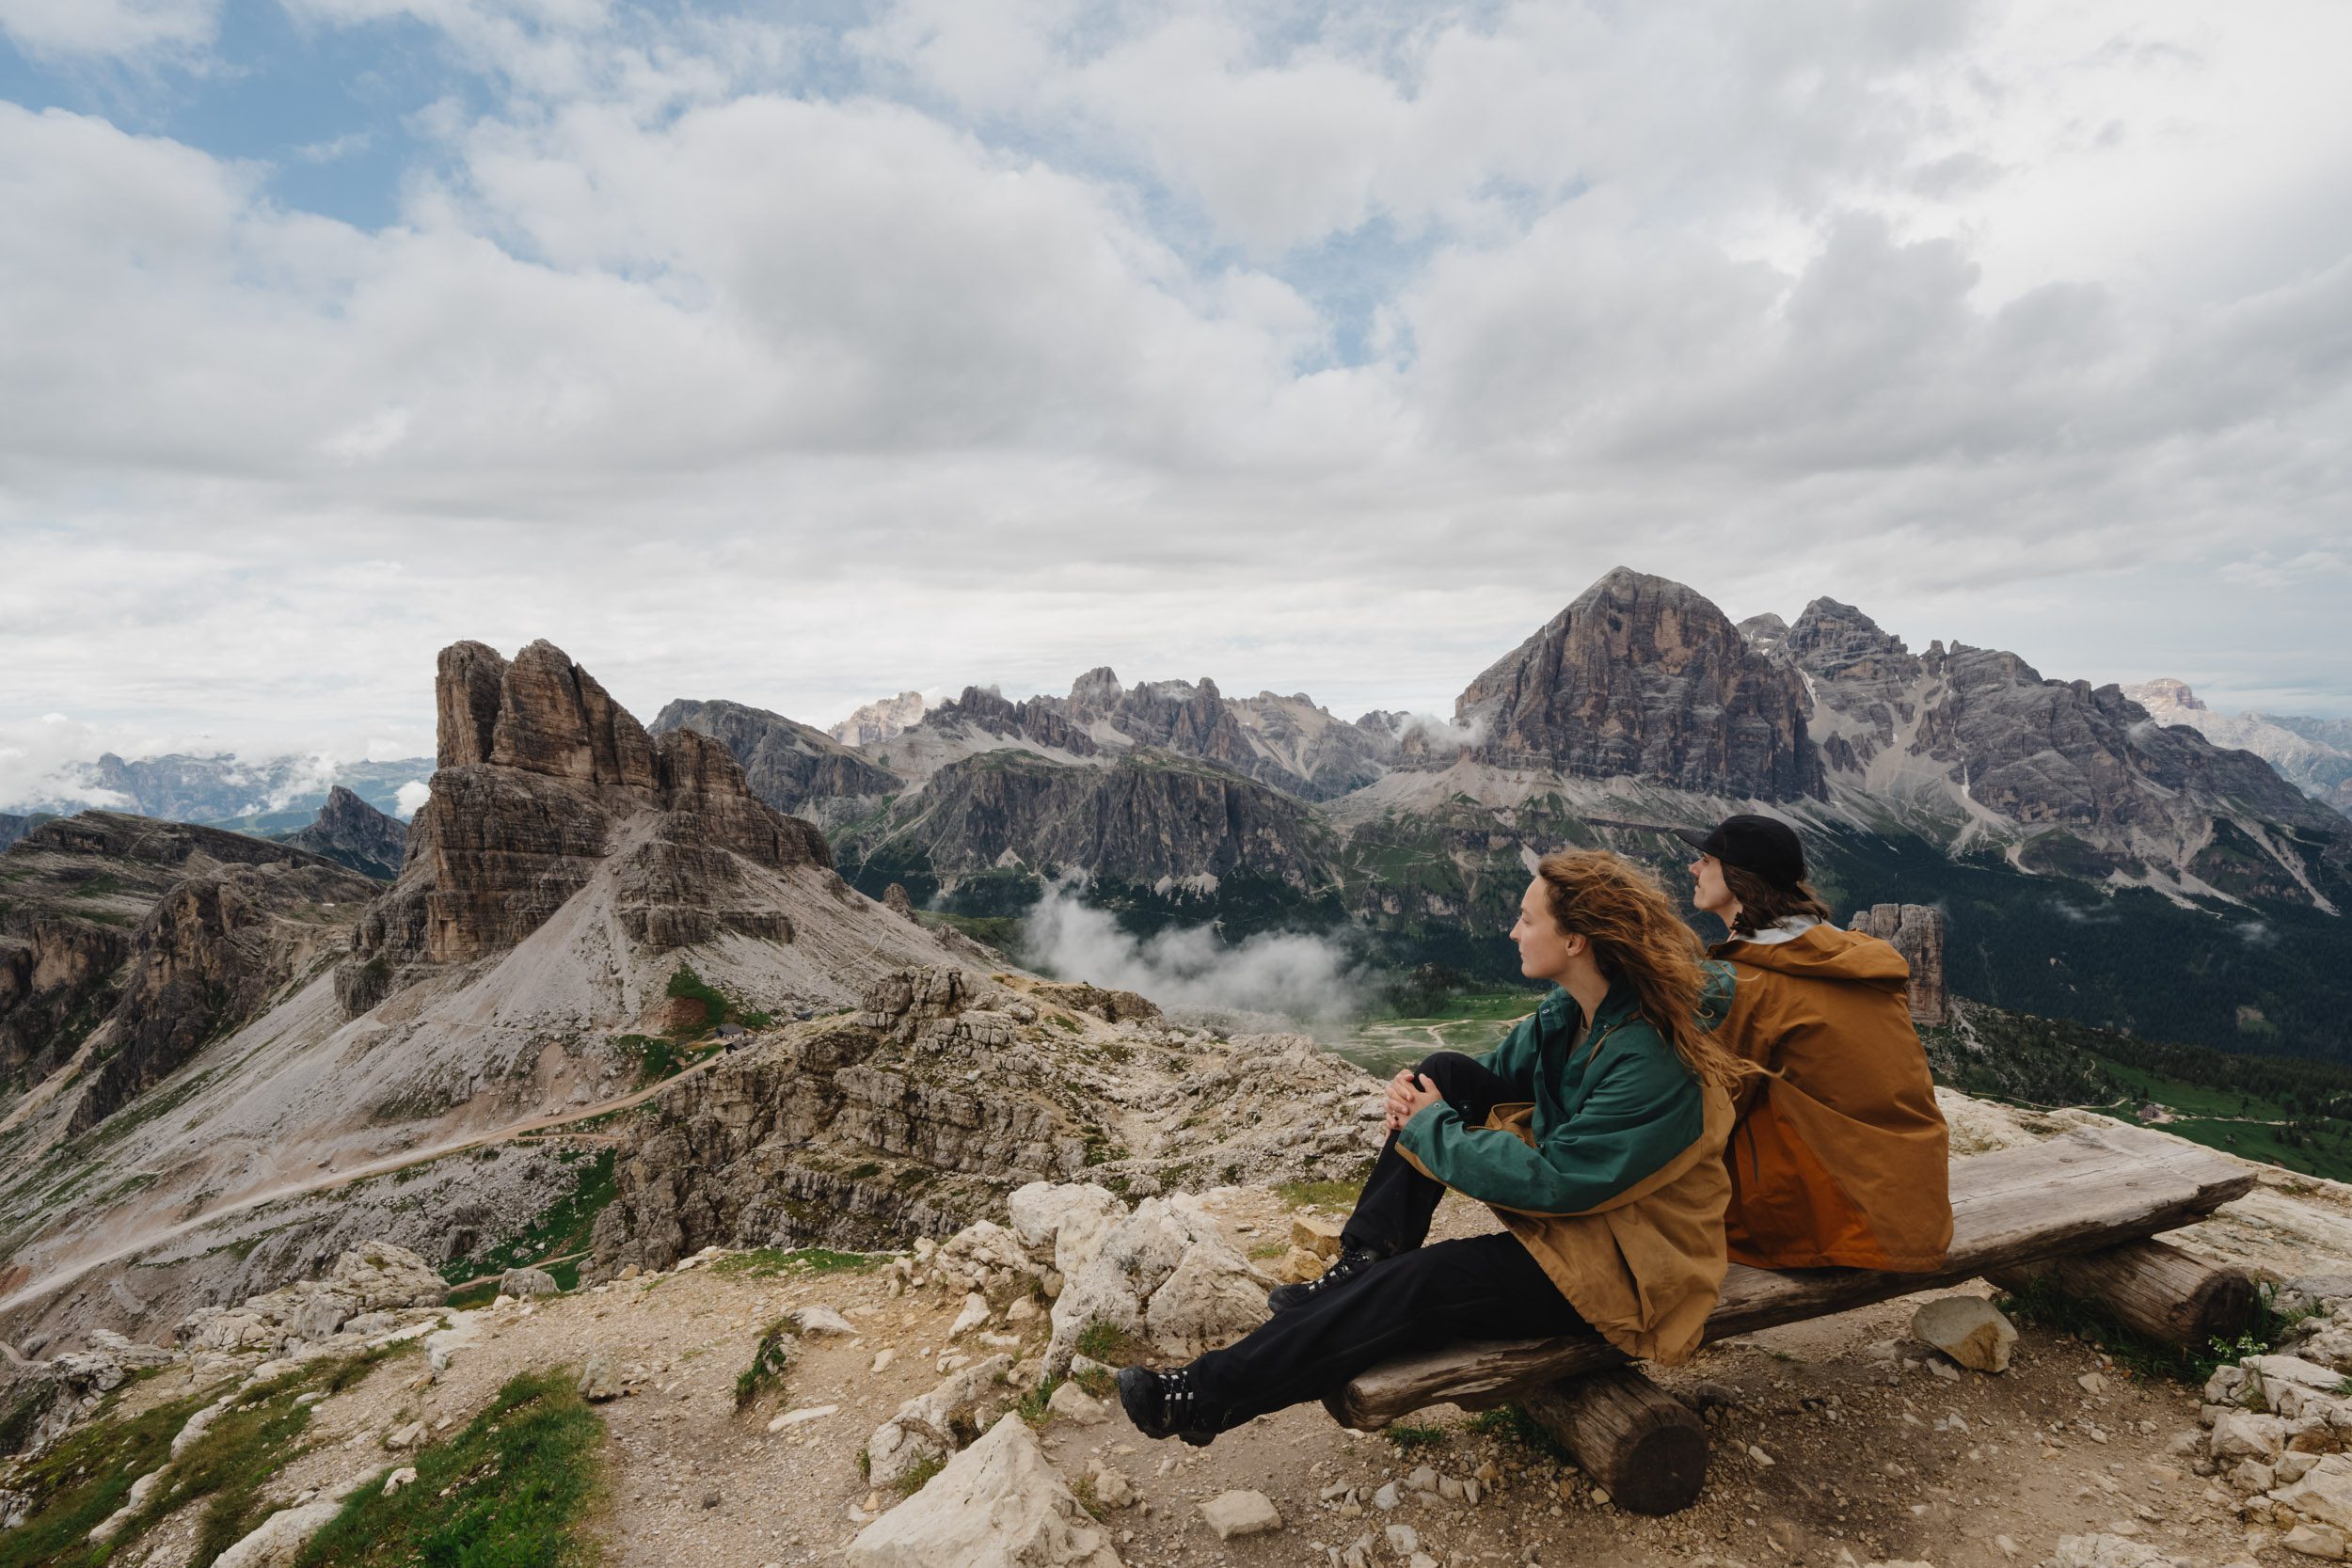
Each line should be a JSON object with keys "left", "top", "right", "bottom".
{"left": 849, "top": 1414, "right": 1122, "bottom": 1568}
{"left": 277, "top": 785, "right": 407, "bottom": 880}
{"left": 651, "top": 698, "right": 901, "bottom": 822}
{"left": 0, "top": 813, "right": 372, "bottom": 1112}
{"left": 587, "top": 971, "right": 1380, "bottom": 1279}
{"left": 69, "top": 852, "right": 380, "bottom": 1132}
{"left": 341, "top": 640, "right": 834, "bottom": 1005}
{"left": 1849, "top": 903, "right": 1948, "bottom": 1025}
{"left": 1442, "top": 567, "right": 1822, "bottom": 800}
{"left": 830, "top": 690, "right": 930, "bottom": 748}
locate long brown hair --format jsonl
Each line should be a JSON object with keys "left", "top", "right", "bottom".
{"left": 1721, "top": 865, "right": 1834, "bottom": 937}
{"left": 1535, "top": 848, "right": 1749, "bottom": 1091}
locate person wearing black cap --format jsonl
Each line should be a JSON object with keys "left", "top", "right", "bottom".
{"left": 1677, "top": 816, "right": 1953, "bottom": 1273}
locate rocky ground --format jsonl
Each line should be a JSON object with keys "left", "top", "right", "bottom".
{"left": 21, "top": 1116, "right": 2352, "bottom": 1568}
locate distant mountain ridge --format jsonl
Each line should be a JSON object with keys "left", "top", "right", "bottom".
{"left": 2123, "top": 678, "right": 2352, "bottom": 820}
{"left": 4, "top": 751, "right": 433, "bottom": 836}
{"left": 654, "top": 566, "right": 2352, "bottom": 1056}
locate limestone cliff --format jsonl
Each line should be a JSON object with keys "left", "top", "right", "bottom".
{"left": 1788, "top": 599, "right": 2349, "bottom": 901}
{"left": 0, "top": 814, "right": 370, "bottom": 1108}
{"left": 1848, "top": 903, "right": 1948, "bottom": 1025}
{"left": 588, "top": 965, "right": 1380, "bottom": 1277}
{"left": 341, "top": 640, "right": 834, "bottom": 1006}
{"left": 1443, "top": 567, "right": 1822, "bottom": 800}
{"left": 651, "top": 699, "right": 901, "bottom": 824}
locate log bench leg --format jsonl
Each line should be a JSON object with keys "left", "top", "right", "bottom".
{"left": 1985, "top": 1238, "right": 2256, "bottom": 1351}
{"left": 1519, "top": 1365, "right": 1708, "bottom": 1516}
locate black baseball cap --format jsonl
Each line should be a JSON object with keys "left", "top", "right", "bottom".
{"left": 1672, "top": 815, "right": 1806, "bottom": 889}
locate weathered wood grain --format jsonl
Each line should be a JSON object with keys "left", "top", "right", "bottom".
{"left": 1986, "top": 1237, "right": 2256, "bottom": 1351}
{"left": 1334, "top": 1123, "right": 2255, "bottom": 1428}
{"left": 1519, "top": 1367, "right": 1708, "bottom": 1515}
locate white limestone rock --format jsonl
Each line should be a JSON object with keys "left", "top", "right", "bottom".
{"left": 2051, "top": 1534, "right": 2177, "bottom": 1568}
{"left": 499, "top": 1267, "right": 560, "bottom": 1298}
{"left": 1046, "top": 1382, "right": 1109, "bottom": 1426}
{"left": 2213, "top": 1409, "right": 2289, "bottom": 1460}
{"left": 864, "top": 1354, "right": 1013, "bottom": 1491}
{"left": 1910, "top": 1296, "right": 2016, "bottom": 1374}
{"left": 213, "top": 1501, "right": 343, "bottom": 1568}
{"left": 847, "top": 1415, "right": 1120, "bottom": 1568}
{"left": 1044, "top": 1195, "right": 1268, "bottom": 1372}
{"left": 2278, "top": 1454, "right": 2352, "bottom": 1532}
{"left": 1200, "top": 1490, "right": 1281, "bottom": 1540}
{"left": 1009, "top": 1183, "right": 1127, "bottom": 1280}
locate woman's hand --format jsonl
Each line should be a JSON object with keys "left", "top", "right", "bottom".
{"left": 1385, "top": 1069, "right": 1445, "bottom": 1132}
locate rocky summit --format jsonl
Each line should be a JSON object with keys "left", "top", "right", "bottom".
{"left": 277, "top": 785, "right": 408, "bottom": 880}
{"left": 0, "top": 639, "right": 979, "bottom": 1355}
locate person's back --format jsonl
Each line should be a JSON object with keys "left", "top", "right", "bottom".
{"left": 1716, "top": 921, "right": 1951, "bottom": 1271}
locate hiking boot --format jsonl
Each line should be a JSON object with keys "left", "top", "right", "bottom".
{"left": 1266, "top": 1244, "right": 1383, "bottom": 1313}
{"left": 1116, "top": 1364, "right": 1221, "bottom": 1446}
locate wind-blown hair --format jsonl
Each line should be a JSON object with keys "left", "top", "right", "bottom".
{"left": 1534, "top": 848, "right": 1750, "bottom": 1091}
{"left": 1720, "top": 864, "right": 1835, "bottom": 938}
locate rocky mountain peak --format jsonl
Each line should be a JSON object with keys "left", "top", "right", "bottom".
{"left": 2125, "top": 677, "right": 2204, "bottom": 714}
{"left": 1448, "top": 567, "right": 1822, "bottom": 800}
{"left": 1066, "top": 667, "right": 1123, "bottom": 710}
{"left": 1785, "top": 596, "right": 1915, "bottom": 680}
{"left": 1736, "top": 612, "right": 1789, "bottom": 654}
{"left": 278, "top": 785, "right": 408, "bottom": 880}
{"left": 343, "top": 639, "right": 834, "bottom": 999}
{"left": 828, "top": 690, "right": 930, "bottom": 748}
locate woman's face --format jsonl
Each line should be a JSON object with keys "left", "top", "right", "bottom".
{"left": 1688, "top": 853, "right": 1735, "bottom": 918}
{"left": 1509, "top": 877, "right": 1579, "bottom": 982}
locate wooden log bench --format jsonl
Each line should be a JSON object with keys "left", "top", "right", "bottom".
{"left": 1328, "top": 1122, "right": 2260, "bottom": 1515}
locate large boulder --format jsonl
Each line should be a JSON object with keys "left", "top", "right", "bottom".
{"left": 848, "top": 1415, "right": 1121, "bottom": 1568}
{"left": 212, "top": 1501, "right": 343, "bottom": 1568}
{"left": 1009, "top": 1182, "right": 1125, "bottom": 1279}
{"left": 1044, "top": 1194, "right": 1268, "bottom": 1371}
{"left": 864, "top": 1355, "right": 1013, "bottom": 1491}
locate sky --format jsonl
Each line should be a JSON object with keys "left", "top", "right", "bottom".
{"left": 2, "top": 0, "right": 2349, "bottom": 802}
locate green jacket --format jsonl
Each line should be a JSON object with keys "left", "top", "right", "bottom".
{"left": 1397, "top": 967, "right": 1734, "bottom": 1218}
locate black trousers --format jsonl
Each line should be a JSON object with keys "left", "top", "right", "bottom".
{"left": 1186, "top": 1052, "right": 1587, "bottom": 1428}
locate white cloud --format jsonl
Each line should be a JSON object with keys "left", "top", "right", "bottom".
{"left": 0, "top": 0, "right": 2348, "bottom": 749}
{"left": 393, "top": 780, "right": 431, "bottom": 818}
{"left": 0, "top": 0, "right": 215, "bottom": 59}
{"left": 1023, "top": 879, "right": 1366, "bottom": 1022}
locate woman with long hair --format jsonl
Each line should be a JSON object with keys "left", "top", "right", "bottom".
{"left": 1679, "top": 815, "right": 1951, "bottom": 1272}
{"left": 1119, "top": 848, "right": 1747, "bottom": 1446}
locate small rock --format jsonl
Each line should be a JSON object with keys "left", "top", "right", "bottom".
{"left": 2287, "top": 1524, "right": 2351, "bottom": 1561}
{"left": 1372, "top": 1481, "right": 1399, "bottom": 1510}
{"left": 1047, "top": 1382, "right": 1110, "bottom": 1426}
{"left": 1385, "top": 1522, "right": 1421, "bottom": 1555}
{"left": 948, "top": 1293, "right": 991, "bottom": 1338}
{"left": 2079, "top": 1371, "right": 2108, "bottom": 1395}
{"left": 498, "top": 1267, "right": 560, "bottom": 1299}
{"left": 1911, "top": 1295, "right": 2018, "bottom": 1373}
{"left": 1292, "top": 1212, "right": 1344, "bottom": 1259}
{"left": 871, "top": 1349, "right": 896, "bottom": 1373}
{"left": 1088, "top": 1460, "right": 1135, "bottom": 1509}
{"left": 381, "top": 1466, "right": 417, "bottom": 1496}
{"left": 794, "top": 1305, "right": 857, "bottom": 1338}
{"left": 212, "top": 1501, "right": 343, "bottom": 1568}
{"left": 1200, "top": 1489, "right": 1282, "bottom": 1539}
{"left": 2051, "top": 1534, "right": 2175, "bottom": 1568}
{"left": 1407, "top": 1465, "right": 1438, "bottom": 1493}
{"left": 578, "top": 1354, "right": 622, "bottom": 1402}
{"left": 1929, "top": 1359, "right": 1961, "bottom": 1383}
{"left": 385, "top": 1421, "right": 424, "bottom": 1450}
{"left": 770, "top": 1404, "right": 839, "bottom": 1432}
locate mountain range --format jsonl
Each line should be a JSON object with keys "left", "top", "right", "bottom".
{"left": 2123, "top": 678, "right": 2352, "bottom": 819}
{"left": 2, "top": 752, "right": 434, "bottom": 838}
{"left": 648, "top": 568, "right": 2350, "bottom": 1056}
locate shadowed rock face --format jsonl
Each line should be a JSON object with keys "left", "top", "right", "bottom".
{"left": 1447, "top": 567, "right": 1822, "bottom": 800}
{"left": 0, "top": 812, "right": 373, "bottom": 1120}
{"left": 1787, "top": 596, "right": 2346, "bottom": 895}
{"left": 650, "top": 699, "right": 900, "bottom": 818}
{"left": 1849, "top": 904, "right": 1948, "bottom": 1025}
{"left": 69, "top": 854, "right": 379, "bottom": 1132}
{"left": 342, "top": 641, "right": 834, "bottom": 1002}
{"left": 278, "top": 786, "right": 407, "bottom": 880}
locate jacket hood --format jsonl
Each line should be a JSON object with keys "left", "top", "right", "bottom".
{"left": 1717, "top": 923, "right": 1910, "bottom": 991}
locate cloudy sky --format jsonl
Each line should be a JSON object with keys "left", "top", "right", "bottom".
{"left": 2, "top": 0, "right": 2348, "bottom": 800}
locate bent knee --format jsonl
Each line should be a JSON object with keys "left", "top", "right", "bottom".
{"left": 1412, "top": 1050, "right": 1482, "bottom": 1085}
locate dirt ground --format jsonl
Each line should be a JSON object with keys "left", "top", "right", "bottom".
{"left": 103, "top": 1188, "right": 2266, "bottom": 1568}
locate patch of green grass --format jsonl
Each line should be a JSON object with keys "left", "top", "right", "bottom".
{"left": 1465, "top": 1403, "right": 1574, "bottom": 1465}
{"left": 1073, "top": 1321, "right": 1149, "bottom": 1367}
{"left": 735, "top": 1320, "right": 792, "bottom": 1412}
{"left": 0, "top": 1382, "right": 228, "bottom": 1568}
{"left": 1069, "top": 1365, "right": 1114, "bottom": 1401}
{"left": 892, "top": 1452, "right": 945, "bottom": 1497}
{"left": 664, "top": 962, "right": 732, "bottom": 1037}
{"left": 1273, "top": 1174, "right": 1367, "bottom": 1212}
{"left": 441, "top": 1147, "right": 616, "bottom": 1289}
{"left": 1247, "top": 1242, "right": 1287, "bottom": 1259}
{"left": 294, "top": 1369, "right": 606, "bottom": 1568}
{"left": 1994, "top": 1274, "right": 2288, "bottom": 1386}
{"left": 143, "top": 1373, "right": 317, "bottom": 1567}
{"left": 444, "top": 1278, "right": 501, "bottom": 1309}
{"left": 710, "top": 1246, "right": 883, "bottom": 1279}
{"left": 1014, "top": 1374, "right": 1062, "bottom": 1428}
{"left": 1381, "top": 1422, "right": 1450, "bottom": 1452}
